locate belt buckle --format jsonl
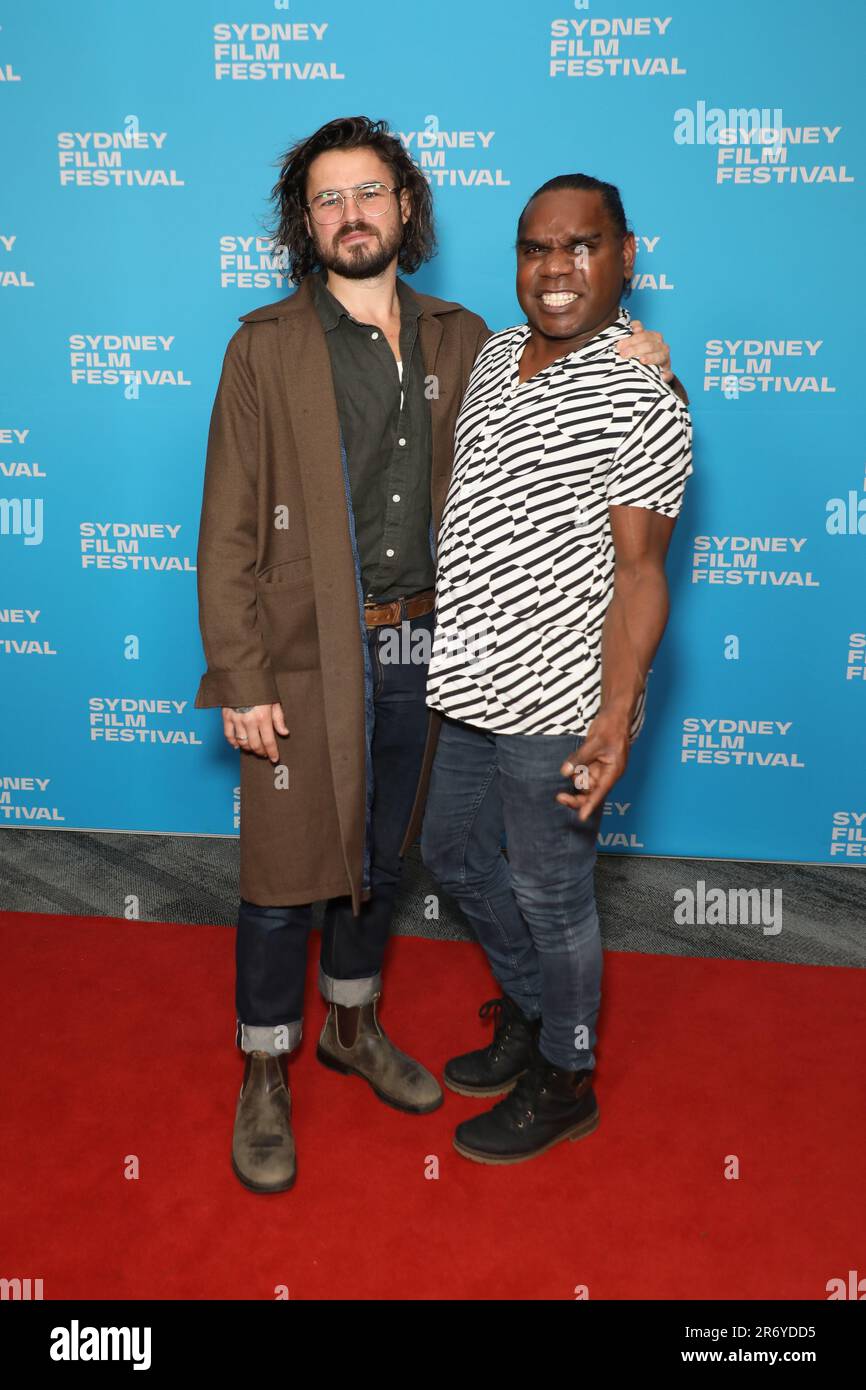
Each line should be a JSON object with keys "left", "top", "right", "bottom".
{"left": 365, "top": 595, "right": 406, "bottom": 620}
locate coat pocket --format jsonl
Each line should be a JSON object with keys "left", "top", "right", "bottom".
{"left": 255, "top": 555, "right": 313, "bottom": 590}
{"left": 254, "top": 559, "right": 319, "bottom": 672}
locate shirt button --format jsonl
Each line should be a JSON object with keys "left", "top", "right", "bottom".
{"left": 398, "top": 437, "right": 406, "bottom": 446}
{"left": 371, "top": 332, "right": 379, "bottom": 340}
{"left": 392, "top": 493, "right": 401, "bottom": 502}
{"left": 386, "top": 548, "right": 395, "bottom": 557}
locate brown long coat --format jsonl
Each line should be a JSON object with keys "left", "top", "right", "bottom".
{"left": 194, "top": 275, "right": 490, "bottom": 911}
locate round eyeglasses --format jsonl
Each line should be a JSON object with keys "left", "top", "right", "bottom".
{"left": 306, "top": 182, "right": 401, "bottom": 225}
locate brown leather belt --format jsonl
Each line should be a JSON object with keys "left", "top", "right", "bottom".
{"left": 364, "top": 588, "right": 435, "bottom": 627}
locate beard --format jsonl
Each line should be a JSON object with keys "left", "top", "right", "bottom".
{"left": 316, "top": 218, "right": 403, "bottom": 280}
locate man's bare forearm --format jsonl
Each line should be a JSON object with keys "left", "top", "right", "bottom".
{"left": 597, "top": 567, "right": 670, "bottom": 727}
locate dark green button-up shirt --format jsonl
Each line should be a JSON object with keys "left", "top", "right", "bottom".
{"left": 309, "top": 269, "right": 435, "bottom": 603}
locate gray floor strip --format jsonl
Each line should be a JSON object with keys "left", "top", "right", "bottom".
{"left": 1, "top": 827, "right": 863, "bottom": 969}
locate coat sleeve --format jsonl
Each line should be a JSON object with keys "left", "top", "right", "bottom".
{"left": 469, "top": 313, "right": 493, "bottom": 363}
{"left": 193, "top": 327, "right": 281, "bottom": 710}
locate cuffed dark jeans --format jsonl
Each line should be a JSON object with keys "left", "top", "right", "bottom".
{"left": 235, "top": 610, "right": 433, "bottom": 1055}
{"left": 420, "top": 713, "right": 604, "bottom": 1071}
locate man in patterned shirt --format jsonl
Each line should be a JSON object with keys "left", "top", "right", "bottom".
{"left": 421, "top": 173, "right": 693, "bottom": 1165}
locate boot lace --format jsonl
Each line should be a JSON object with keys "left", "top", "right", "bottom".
{"left": 478, "top": 997, "right": 512, "bottom": 1061}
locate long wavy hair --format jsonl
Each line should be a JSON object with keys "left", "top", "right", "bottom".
{"left": 265, "top": 115, "right": 437, "bottom": 285}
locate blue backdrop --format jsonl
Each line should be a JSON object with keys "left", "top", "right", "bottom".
{"left": 2, "top": 0, "right": 863, "bottom": 864}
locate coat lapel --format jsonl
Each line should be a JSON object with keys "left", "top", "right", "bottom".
{"left": 275, "top": 283, "right": 365, "bottom": 897}
{"left": 417, "top": 310, "right": 454, "bottom": 539}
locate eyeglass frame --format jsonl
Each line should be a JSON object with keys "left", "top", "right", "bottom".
{"left": 304, "top": 181, "right": 403, "bottom": 224}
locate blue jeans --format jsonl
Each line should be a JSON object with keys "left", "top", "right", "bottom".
{"left": 420, "top": 713, "right": 604, "bottom": 1071}
{"left": 235, "top": 610, "right": 434, "bottom": 1056}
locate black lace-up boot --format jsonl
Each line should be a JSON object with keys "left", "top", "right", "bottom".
{"left": 444, "top": 995, "right": 540, "bottom": 1097}
{"left": 452, "top": 1038, "right": 599, "bottom": 1164}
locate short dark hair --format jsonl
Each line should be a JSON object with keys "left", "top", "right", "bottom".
{"left": 517, "top": 173, "right": 634, "bottom": 297}
{"left": 264, "top": 115, "right": 437, "bottom": 285}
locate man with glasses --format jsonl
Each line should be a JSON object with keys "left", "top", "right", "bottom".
{"left": 194, "top": 117, "right": 683, "bottom": 1193}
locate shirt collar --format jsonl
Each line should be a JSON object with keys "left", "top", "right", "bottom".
{"left": 579, "top": 305, "right": 633, "bottom": 358}
{"left": 310, "top": 268, "right": 421, "bottom": 332}
{"left": 515, "top": 305, "right": 634, "bottom": 366}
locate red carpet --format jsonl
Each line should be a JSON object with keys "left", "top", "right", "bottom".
{"left": 0, "top": 910, "right": 863, "bottom": 1300}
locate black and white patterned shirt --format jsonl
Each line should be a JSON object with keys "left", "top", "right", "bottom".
{"left": 425, "top": 307, "right": 693, "bottom": 738}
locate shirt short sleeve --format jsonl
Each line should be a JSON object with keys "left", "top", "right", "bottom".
{"left": 605, "top": 390, "right": 693, "bottom": 518}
